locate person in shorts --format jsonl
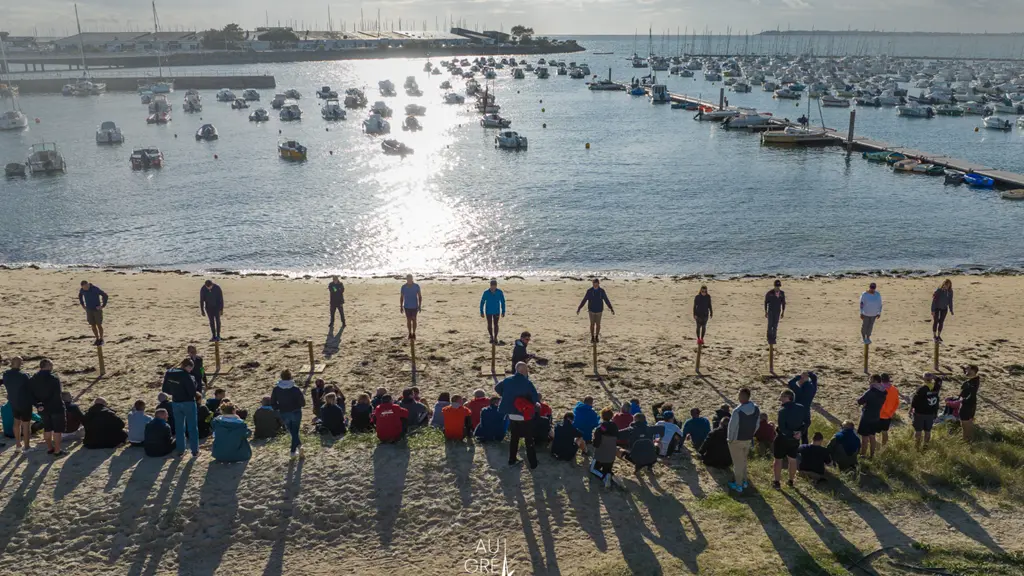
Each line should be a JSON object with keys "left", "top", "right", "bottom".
{"left": 576, "top": 278, "right": 614, "bottom": 344}
{"left": 3, "top": 356, "right": 34, "bottom": 452}
{"left": 29, "top": 359, "right": 66, "bottom": 456}
{"left": 399, "top": 275, "right": 422, "bottom": 340}
{"left": 773, "top": 389, "right": 807, "bottom": 489}
{"left": 79, "top": 280, "right": 108, "bottom": 346}
{"left": 910, "top": 376, "right": 942, "bottom": 450}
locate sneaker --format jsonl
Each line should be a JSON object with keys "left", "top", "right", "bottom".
{"left": 728, "top": 481, "right": 741, "bottom": 492}
{"left": 290, "top": 450, "right": 298, "bottom": 459}
{"left": 210, "top": 337, "right": 217, "bottom": 342}
{"left": 93, "top": 339, "right": 100, "bottom": 346}
{"left": 787, "top": 479, "right": 795, "bottom": 488}
{"left": 53, "top": 450, "right": 67, "bottom": 458}
{"left": 865, "top": 337, "right": 872, "bottom": 345}
{"left": 508, "top": 459, "right": 521, "bottom": 467}
{"left": 595, "top": 335, "right": 600, "bottom": 343}
{"left": 14, "top": 446, "right": 22, "bottom": 454}
{"left": 46, "top": 448, "right": 55, "bottom": 455}
{"left": 603, "top": 474, "right": 612, "bottom": 489}
{"left": 97, "top": 339, "right": 104, "bottom": 346}
{"left": 590, "top": 336, "right": 595, "bottom": 344}
{"left": 772, "top": 480, "right": 781, "bottom": 490}
{"left": 697, "top": 338, "right": 704, "bottom": 347}
{"left": 742, "top": 481, "right": 750, "bottom": 490}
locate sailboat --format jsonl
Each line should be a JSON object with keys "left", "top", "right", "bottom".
{"left": 71, "top": 4, "right": 106, "bottom": 96}
{"left": 761, "top": 93, "right": 833, "bottom": 145}
{"left": 138, "top": 1, "right": 174, "bottom": 94}
{"left": 0, "top": 37, "right": 29, "bottom": 130}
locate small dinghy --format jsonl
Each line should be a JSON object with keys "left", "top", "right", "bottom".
{"left": 1000, "top": 189, "right": 1024, "bottom": 200}
{"left": 381, "top": 139, "right": 413, "bottom": 156}
{"left": 963, "top": 173, "right": 994, "bottom": 188}
{"left": 402, "top": 116, "right": 421, "bottom": 132}
{"left": 195, "top": 124, "right": 219, "bottom": 141}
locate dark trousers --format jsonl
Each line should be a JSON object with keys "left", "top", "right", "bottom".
{"left": 486, "top": 314, "right": 500, "bottom": 339}
{"left": 695, "top": 315, "right": 708, "bottom": 339}
{"left": 330, "top": 302, "right": 346, "bottom": 325}
{"left": 767, "top": 312, "right": 781, "bottom": 345}
{"left": 800, "top": 424, "right": 810, "bottom": 446}
{"left": 207, "top": 313, "right": 221, "bottom": 339}
{"left": 508, "top": 419, "right": 537, "bottom": 467}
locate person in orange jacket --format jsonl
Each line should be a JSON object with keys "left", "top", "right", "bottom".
{"left": 877, "top": 373, "right": 900, "bottom": 446}
{"left": 442, "top": 395, "right": 472, "bottom": 441}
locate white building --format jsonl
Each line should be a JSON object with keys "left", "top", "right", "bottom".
{"left": 53, "top": 31, "right": 200, "bottom": 53}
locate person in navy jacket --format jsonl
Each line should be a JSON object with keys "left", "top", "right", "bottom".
{"left": 200, "top": 280, "right": 225, "bottom": 341}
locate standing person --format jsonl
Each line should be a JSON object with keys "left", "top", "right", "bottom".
{"left": 2, "top": 356, "right": 33, "bottom": 452}
{"left": 958, "top": 365, "right": 980, "bottom": 442}
{"left": 786, "top": 371, "right": 818, "bottom": 445}
{"left": 328, "top": 276, "right": 346, "bottom": 328}
{"left": 764, "top": 280, "right": 786, "bottom": 346}
{"left": 727, "top": 388, "right": 760, "bottom": 493}
{"left": 495, "top": 362, "right": 540, "bottom": 469}
{"left": 200, "top": 280, "right": 224, "bottom": 342}
{"left": 859, "top": 282, "right": 883, "bottom": 345}
{"left": 400, "top": 275, "right": 422, "bottom": 340}
{"left": 78, "top": 280, "right": 108, "bottom": 346}
{"left": 911, "top": 376, "right": 942, "bottom": 450}
{"left": 576, "top": 278, "right": 614, "bottom": 344}
{"left": 271, "top": 369, "right": 306, "bottom": 459}
{"left": 877, "top": 373, "right": 899, "bottom": 446}
{"left": 186, "top": 345, "right": 207, "bottom": 394}
{"left": 510, "top": 332, "right": 535, "bottom": 374}
{"left": 161, "top": 358, "right": 199, "bottom": 457}
{"left": 931, "top": 280, "right": 954, "bottom": 342}
{"left": 30, "top": 359, "right": 65, "bottom": 456}
{"left": 856, "top": 375, "right": 888, "bottom": 459}
{"left": 773, "top": 389, "right": 807, "bottom": 489}
{"left": 693, "top": 285, "right": 713, "bottom": 347}
{"left": 480, "top": 279, "right": 507, "bottom": 344}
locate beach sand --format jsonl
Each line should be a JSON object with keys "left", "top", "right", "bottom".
{"left": 0, "top": 268, "right": 1022, "bottom": 575}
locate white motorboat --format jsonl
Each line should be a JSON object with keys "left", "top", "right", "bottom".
{"left": 216, "top": 88, "right": 235, "bottom": 102}
{"left": 140, "top": 91, "right": 154, "bottom": 105}
{"left": 722, "top": 110, "right": 772, "bottom": 129}
{"left": 315, "top": 85, "right": 337, "bottom": 99}
{"left": 271, "top": 93, "right": 288, "bottom": 109}
{"left": 371, "top": 101, "right": 393, "bottom": 118}
{"left": 821, "top": 94, "right": 850, "bottom": 107}
{"left": 704, "top": 71, "right": 722, "bottom": 82}
{"left": 0, "top": 109, "right": 29, "bottom": 131}
{"left": 249, "top": 108, "right": 270, "bottom": 122}
{"left": 774, "top": 88, "right": 800, "bottom": 99}
{"left": 761, "top": 126, "right": 833, "bottom": 145}
{"left": 231, "top": 98, "right": 249, "bottom": 110}
{"left": 279, "top": 103, "right": 302, "bottom": 121}
{"left": 732, "top": 81, "right": 752, "bottom": 93}
{"left": 284, "top": 88, "right": 302, "bottom": 100}
{"left": 877, "top": 91, "right": 902, "bottom": 106}
{"left": 697, "top": 108, "right": 740, "bottom": 121}
{"left": 480, "top": 113, "right": 512, "bottom": 128}
{"left": 960, "top": 102, "right": 991, "bottom": 115}
{"left": 443, "top": 93, "right": 466, "bottom": 104}
{"left": 495, "top": 131, "right": 528, "bottom": 149}
{"left": 26, "top": 142, "right": 67, "bottom": 174}
{"left": 896, "top": 103, "right": 934, "bottom": 118}
{"left": 379, "top": 80, "right": 396, "bottom": 97}
{"left": 649, "top": 83, "right": 670, "bottom": 104}
{"left": 536, "top": 67, "right": 550, "bottom": 79}
{"left": 241, "top": 89, "right": 260, "bottom": 101}
{"left": 344, "top": 89, "right": 368, "bottom": 109}
{"left": 183, "top": 92, "right": 202, "bottom": 113}
{"left": 195, "top": 124, "right": 218, "bottom": 141}
{"left": 148, "top": 94, "right": 171, "bottom": 114}
{"left": 569, "top": 67, "right": 584, "bottom": 79}
{"left": 95, "top": 121, "right": 125, "bottom": 144}
{"left": 512, "top": 68, "right": 525, "bottom": 79}
{"left": 321, "top": 99, "right": 346, "bottom": 120}
{"left": 762, "top": 80, "right": 779, "bottom": 91}
{"left": 381, "top": 139, "right": 414, "bottom": 156}
{"left": 405, "top": 104, "right": 427, "bottom": 117}
{"left": 362, "top": 111, "right": 391, "bottom": 134}
{"left": 402, "top": 116, "right": 421, "bottom": 132}
{"left": 983, "top": 116, "right": 1013, "bottom": 130}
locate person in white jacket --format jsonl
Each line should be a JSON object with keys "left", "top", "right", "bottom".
{"left": 859, "top": 283, "right": 883, "bottom": 345}
{"left": 727, "top": 388, "right": 761, "bottom": 493}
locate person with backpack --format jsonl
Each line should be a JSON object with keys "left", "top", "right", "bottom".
{"left": 727, "top": 388, "right": 760, "bottom": 493}
{"left": 617, "top": 413, "right": 658, "bottom": 471}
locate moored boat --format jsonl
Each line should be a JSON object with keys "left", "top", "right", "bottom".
{"left": 278, "top": 140, "right": 307, "bottom": 161}
{"left": 381, "top": 139, "right": 414, "bottom": 156}
{"left": 129, "top": 147, "right": 163, "bottom": 170}
{"left": 195, "top": 124, "right": 218, "bottom": 141}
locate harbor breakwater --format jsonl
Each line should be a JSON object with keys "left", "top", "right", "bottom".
{"left": 15, "top": 75, "right": 277, "bottom": 94}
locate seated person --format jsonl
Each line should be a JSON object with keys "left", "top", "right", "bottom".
{"left": 826, "top": 421, "right": 861, "bottom": 472}
{"left": 711, "top": 404, "right": 732, "bottom": 429}
{"left": 206, "top": 388, "right": 226, "bottom": 415}
{"left": 654, "top": 410, "right": 685, "bottom": 457}
{"left": 2, "top": 403, "right": 41, "bottom": 439}
{"left": 612, "top": 403, "right": 635, "bottom": 442}
{"left": 372, "top": 395, "right": 409, "bottom": 443}
{"left": 798, "top": 432, "right": 833, "bottom": 482}
{"left": 196, "top": 393, "right": 213, "bottom": 439}
{"left": 81, "top": 398, "right": 128, "bottom": 449}
{"left": 532, "top": 393, "right": 553, "bottom": 444}
{"left": 371, "top": 387, "right": 388, "bottom": 409}
{"left": 474, "top": 397, "right": 508, "bottom": 442}
{"left": 466, "top": 389, "right": 490, "bottom": 430}
{"left": 317, "top": 392, "right": 347, "bottom": 436}
{"left": 628, "top": 398, "right": 642, "bottom": 416}
{"left": 652, "top": 402, "right": 676, "bottom": 423}
{"left": 310, "top": 379, "right": 327, "bottom": 418}
{"left": 590, "top": 408, "right": 620, "bottom": 488}
{"left": 144, "top": 408, "right": 176, "bottom": 457}
{"left": 551, "top": 413, "right": 587, "bottom": 462}
{"left": 127, "top": 400, "right": 152, "bottom": 447}
{"left": 681, "top": 408, "right": 711, "bottom": 452}
{"left": 253, "top": 396, "right": 284, "bottom": 439}
{"left": 211, "top": 402, "right": 252, "bottom": 463}
{"left": 350, "top": 394, "right": 374, "bottom": 432}
{"left": 430, "top": 392, "right": 451, "bottom": 429}
{"left": 398, "top": 388, "right": 429, "bottom": 428}
{"left": 618, "top": 413, "right": 658, "bottom": 471}
{"left": 156, "top": 393, "right": 175, "bottom": 435}
{"left": 754, "top": 412, "right": 777, "bottom": 456}
{"left": 442, "top": 395, "right": 472, "bottom": 441}
{"left": 572, "top": 396, "right": 600, "bottom": 443}
{"left": 62, "top": 392, "right": 86, "bottom": 436}
{"left": 697, "top": 416, "right": 733, "bottom": 469}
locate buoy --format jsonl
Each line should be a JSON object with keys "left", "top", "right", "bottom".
{"left": 214, "top": 154, "right": 218, "bottom": 159}
{"left": 329, "top": 150, "right": 333, "bottom": 155}
{"left": 585, "top": 143, "right": 590, "bottom": 149}
{"left": 174, "top": 134, "right": 177, "bottom": 138}
{"left": 539, "top": 99, "right": 543, "bottom": 103}
{"left": 34, "top": 118, "right": 40, "bottom": 124}
{"left": 975, "top": 127, "right": 979, "bottom": 132}
{"left": 542, "top": 123, "right": 547, "bottom": 129}
{"left": 542, "top": 108, "right": 545, "bottom": 113}
{"left": 278, "top": 129, "right": 282, "bottom": 134}
{"left": 326, "top": 128, "right": 329, "bottom": 132}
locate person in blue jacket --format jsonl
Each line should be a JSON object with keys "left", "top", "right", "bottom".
{"left": 78, "top": 280, "right": 108, "bottom": 346}
{"left": 786, "top": 371, "right": 818, "bottom": 444}
{"left": 572, "top": 396, "right": 601, "bottom": 442}
{"left": 144, "top": 408, "right": 176, "bottom": 457}
{"left": 495, "top": 362, "right": 540, "bottom": 468}
{"left": 474, "top": 397, "right": 508, "bottom": 442}
{"left": 211, "top": 403, "right": 252, "bottom": 463}
{"left": 480, "top": 279, "right": 507, "bottom": 345}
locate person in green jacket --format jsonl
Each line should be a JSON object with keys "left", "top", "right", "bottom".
{"left": 211, "top": 403, "right": 252, "bottom": 463}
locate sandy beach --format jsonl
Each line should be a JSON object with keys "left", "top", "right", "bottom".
{"left": 0, "top": 268, "right": 1022, "bottom": 575}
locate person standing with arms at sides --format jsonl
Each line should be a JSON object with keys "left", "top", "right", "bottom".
{"left": 200, "top": 280, "right": 224, "bottom": 342}
{"left": 727, "top": 388, "right": 760, "bottom": 493}
{"left": 30, "top": 359, "right": 66, "bottom": 456}
{"left": 161, "top": 358, "right": 199, "bottom": 457}
{"left": 764, "top": 280, "right": 786, "bottom": 346}
{"left": 79, "top": 280, "right": 108, "bottom": 346}
{"left": 186, "top": 345, "right": 207, "bottom": 394}
{"left": 3, "top": 357, "right": 33, "bottom": 452}
{"left": 693, "top": 285, "right": 713, "bottom": 347}
{"left": 400, "top": 274, "right": 422, "bottom": 340}
{"left": 495, "top": 362, "right": 540, "bottom": 469}
{"left": 856, "top": 374, "right": 887, "bottom": 459}
{"left": 958, "top": 365, "right": 980, "bottom": 442}
{"left": 511, "top": 332, "right": 535, "bottom": 374}
{"left": 859, "top": 283, "right": 882, "bottom": 345}
{"left": 931, "top": 279, "right": 954, "bottom": 342}
{"left": 773, "top": 389, "right": 807, "bottom": 489}
{"left": 480, "top": 279, "right": 507, "bottom": 344}
{"left": 328, "top": 276, "right": 346, "bottom": 328}
{"left": 576, "top": 278, "right": 614, "bottom": 343}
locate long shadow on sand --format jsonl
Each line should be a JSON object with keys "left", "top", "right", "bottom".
{"left": 108, "top": 455, "right": 175, "bottom": 564}
{"left": 782, "top": 489, "right": 863, "bottom": 567}
{"left": 0, "top": 459, "right": 53, "bottom": 556}
{"left": 890, "top": 470, "right": 1004, "bottom": 553}
{"left": 125, "top": 457, "right": 194, "bottom": 575}
{"left": 373, "top": 442, "right": 410, "bottom": 548}
{"left": 177, "top": 460, "right": 248, "bottom": 576}
{"left": 261, "top": 459, "right": 304, "bottom": 576}
{"left": 323, "top": 326, "right": 344, "bottom": 359}
{"left": 444, "top": 439, "right": 475, "bottom": 507}
{"left": 54, "top": 445, "right": 115, "bottom": 500}
{"left": 104, "top": 447, "right": 145, "bottom": 492}
{"left": 742, "top": 487, "right": 830, "bottom": 575}
{"left": 617, "top": 471, "right": 707, "bottom": 573}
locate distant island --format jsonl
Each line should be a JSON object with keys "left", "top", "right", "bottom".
{"left": 757, "top": 30, "right": 1024, "bottom": 37}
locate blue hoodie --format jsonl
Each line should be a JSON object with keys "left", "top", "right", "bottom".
{"left": 832, "top": 427, "right": 861, "bottom": 456}
{"left": 211, "top": 415, "right": 252, "bottom": 462}
{"left": 474, "top": 405, "right": 508, "bottom": 441}
{"left": 494, "top": 373, "right": 539, "bottom": 417}
{"left": 572, "top": 402, "right": 600, "bottom": 441}
{"left": 480, "top": 288, "right": 506, "bottom": 316}
{"left": 787, "top": 373, "right": 818, "bottom": 420}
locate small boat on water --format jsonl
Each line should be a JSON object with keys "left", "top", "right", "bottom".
{"left": 183, "top": 92, "right": 202, "bottom": 113}
{"left": 279, "top": 103, "right": 302, "bottom": 121}
{"left": 271, "top": 93, "right": 288, "bottom": 109}
{"left": 892, "top": 159, "right": 944, "bottom": 175}
{"left": 402, "top": 116, "right": 421, "bottom": 132}
{"left": 722, "top": 110, "right": 773, "bottom": 129}
{"left": 821, "top": 94, "right": 850, "bottom": 107}
{"left": 27, "top": 142, "right": 67, "bottom": 174}
{"left": 96, "top": 121, "right": 125, "bottom": 144}
{"left": 696, "top": 107, "right": 739, "bottom": 121}
{"left": 321, "top": 99, "right": 346, "bottom": 120}
{"left": 761, "top": 126, "right": 833, "bottom": 145}
{"left": 481, "top": 113, "right": 512, "bottom": 128}
{"left": 284, "top": 88, "right": 302, "bottom": 100}
{"left": 443, "top": 93, "right": 466, "bottom": 104}
{"left": 862, "top": 151, "right": 906, "bottom": 163}
{"left": 983, "top": 116, "right": 1012, "bottom": 131}
{"left": 896, "top": 103, "right": 934, "bottom": 118}
{"left": 344, "top": 89, "right": 368, "bottom": 109}
{"left": 405, "top": 104, "right": 427, "bottom": 117}
{"left": 536, "top": 67, "right": 550, "bottom": 79}
{"left": 1, "top": 109, "right": 30, "bottom": 131}
{"left": 774, "top": 88, "right": 800, "bottom": 100}
{"left": 1000, "top": 189, "right": 1024, "bottom": 200}
{"left": 148, "top": 94, "right": 171, "bottom": 113}
{"left": 512, "top": 68, "right": 526, "bottom": 80}
{"left": 362, "top": 111, "right": 391, "bottom": 134}
{"left": 249, "top": 108, "right": 269, "bottom": 122}
{"left": 130, "top": 147, "right": 163, "bottom": 170}
{"left": 935, "top": 104, "right": 964, "bottom": 117}
{"left": 440, "top": 80, "right": 452, "bottom": 90}
{"left": 378, "top": 80, "right": 396, "bottom": 97}
{"left": 963, "top": 173, "right": 994, "bottom": 188}
{"left": 371, "top": 101, "right": 393, "bottom": 118}
{"left": 5, "top": 162, "right": 26, "bottom": 177}
{"left": 649, "top": 83, "right": 670, "bottom": 104}
{"left": 215, "top": 88, "right": 235, "bottom": 102}
{"left": 242, "top": 89, "right": 260, "bottom": 101}
{"left": 381, "top": 139, "right": 413, "bottom": 156}
{"left": 278, "top": 140, "right": 307, "bottom": 161}
{"left": 231, "top": 98, "right": 249, "bottom": 110}
{"left": 316, "top": 86, "right": 337, "bottom": 99}
{"left": 944, "top": 170, "right": 965, "bottom": 185}
{"left": 495, "top": 130, "right": 528, "bottom": 149}
{"left": 195, "top": 124, "right": 218, "bottom": 141}
{"left": 671, "top": 101, "right": 699, "bottom": 110}
{"left": 146, "top": 111, "right": 171, "bottom": 124}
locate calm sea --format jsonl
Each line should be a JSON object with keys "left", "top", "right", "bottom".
{"left": 2, "top": 35, "right": 1023, "bottom": 276}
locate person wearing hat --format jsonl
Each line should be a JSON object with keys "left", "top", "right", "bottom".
{"left": 859, "top": 282, "right": 883, "bottom": 345}
{"left": 764, "top": 280, "right": 786, "bottom": 345}
{"left": 479, "top": 278, "right": 507, "bottom": 344}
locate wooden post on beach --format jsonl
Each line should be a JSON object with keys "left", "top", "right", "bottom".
{"left": 478, "top": 341, "right": 504, "bottom": 378}
{"left": 583, "top": 341, "right": 608, "bottom": 379}
{"left": 300, "top": 340, "right": 326, "bottom": 374}
{"left": 96, "top": 344, "right": 105, "bottom": 377}
{"left": 863, "top": 343, "right": 870, "bottom": 374}
{"left": 212, "top": 340, "right": 232, "bottom": 375}
{"left": 933, "top": 340, "right": 940, "bottom": 372}
{"left": 694, "top": 344, "right": 702, "bottom": 374}
{"left": 846, "top": 110, "right": 856, "bottom": 155}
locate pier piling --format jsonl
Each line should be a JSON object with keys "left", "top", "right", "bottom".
{"left": 847, "top": 110, "right": 857, "bottom": 155}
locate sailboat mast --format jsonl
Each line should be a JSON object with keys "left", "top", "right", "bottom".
{"left": 0, "top": 34, "right": 19, "bottom": 111}
{"left": 74, "top": 4, "right": 87, "bottom": 72}
{"left": 152, "top": 0, "right": 163, "bottom": 79}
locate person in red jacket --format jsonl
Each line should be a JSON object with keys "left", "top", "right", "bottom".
{"left": 466, "top": 389, "right": 490, "bottom": 430}
{"left": 372, "top": 395, "right": 409, "bottom": 443}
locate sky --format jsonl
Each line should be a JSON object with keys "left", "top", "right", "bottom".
{"left": 4, "top": 0, "right": 1024, "bottom": 37}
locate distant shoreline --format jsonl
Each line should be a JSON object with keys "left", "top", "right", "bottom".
{"left": 756, "top": 30, "right": 1024, "bottom": 37}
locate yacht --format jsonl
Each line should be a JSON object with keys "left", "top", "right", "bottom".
{"left": 732, "top": 81, "right": 752, "bottom": 93}
{"left": 536, "top": 67, "right": 550, "bottom": 79}
{"left": 704, "top": 71, "right": 723, "bottom": 82}
{"left": 649, "top": 83, "right": 670, "bottom": 104}
{"left": 722, "top": 110, "right": 773, "bottom": 130}
{"left": 216, "top": 88, "right": 236, "bottom": 102}
{"left": 983, "top": 116, "right": 1013, "bottom": 130}
{"left": 495, "top": 131, "right": 528, "bottom": 149}
{"left": 761, "top": 126, "right": 833, "bottom": 145}
{"left": 321, "top": 99, "right": 346, "bottom": 120}
{"left": 249, "top": 108, "right": 270, "bottom": 122}
{"left": 362, "top": 111, "right": 391, "bottom": 134}
{"left": 371, "top": 101, "right": 393, "bottom": 118}
{"left": 27, "top": 142, "right": 67, "bottom": 174}
{"left": 130, "top": 147, "right": 163, "bottom": 170}
{"left": 231, "top": 98, "right": 249, "bottom": 110}
{"left": 241, "top": 89, "right": 260, "bottom": 101}
{"left": 279, "top": 103, "right": 302, "bottom": 121}
{"left": 379, "top": 80, "right": 397, "bottom": 97}
{"left": 315, "top": 86, "right": 337, "bottom": 99}
{"left": 896, "top": 103, "right": 934, "bottom": 118}
{"left": 95, "top": 121, "right": 125, "bottom": 144}
{"left": 480, "top": 113, "right": 512, "bottom": 128}
{"left": 195, "top": 124, "right": 218, "bottom": 141}
{"left": 0, "top": 109, "right": 29, "bottom": 131}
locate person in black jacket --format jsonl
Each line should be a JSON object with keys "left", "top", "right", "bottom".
{"left": 310, "top": 379, "right": 327, "bottom": 418}
{"left": 144, "top": 408, "right": 176, "bottom": 457}
{"left": 271, "top": 370, "right": 307, "bottom": 458}
{"left": 350, "top": 394, "right": 374, "bottom": 433}
{"left": 911, "top": 377, "right": 942, "bottom": 449}
{"left": 959, "top": 365, "right": 980, "bottom": 442}
{"left": 30, "top": 359, "right": 66, "bottom": 456}
{"left": 329, "top": 276, "right": 346, "bottom": 328}
{"left": 317, "top": 392, "right": 347, "bottom": 436}
{"left": 765, "top": 279, "right": 786, "bottom": 345}
{"left": 510, "top": 332, "right": 535, "bottom": 374}
{"left": 3, "top": 356, "right": 34, "bottom": 452}
{"left": 186, "top": 345, "right": 208, "bottom": 394}
{"left": 196, "top": 393, "right": 213, "bottom": 439}
{"left": 576, "top": 278, "right": 614, "bottom": 344}
{"left": 82, "top": 398, "right": 128, "bottom": 449}
{"left": 162, "top": 358, "right": 199, "bottom": 456}
{"left": 61, "top": 392, "right": 86, "bottom": 435}
{"left": 200, "top": 280, "right": 225, "bottom": 341}
{"left": 698, "top": 416, "right": 733, "bottom": 469}
{"left": 693, "top": 285, "right": 713, "bottom": 347}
